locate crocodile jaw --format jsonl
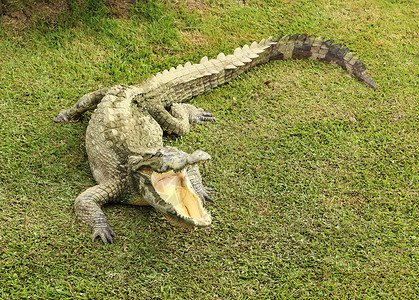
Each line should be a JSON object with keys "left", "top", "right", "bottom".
{"left": 151, "top": 169, "right": 211, "bottom": 225}
{"left": 136, "top": 167, "right": 211, "bottom": 227}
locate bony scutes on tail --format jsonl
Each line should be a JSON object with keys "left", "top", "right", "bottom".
{"left": 54, "top": 34, "right": 377, "bottom": 244}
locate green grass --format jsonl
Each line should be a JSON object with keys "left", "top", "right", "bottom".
{"left": 0, "top": 0, "right": 418, "bottom": 298}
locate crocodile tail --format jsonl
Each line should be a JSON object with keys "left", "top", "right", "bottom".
{"left": 141, "top": 34, "right": 376, "bottom": 105}
{"left": 268, "top": 34, "right": 377, "bottom": 89}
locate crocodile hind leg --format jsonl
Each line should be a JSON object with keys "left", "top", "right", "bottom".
{"left": 74, "top": 180, "right": 127, "bottom": 244}
{"left": 54, "top": 86, "right": 117, "bottom": 123}
{"left": 148, "top": 103, "right": 216, "bottom": 136}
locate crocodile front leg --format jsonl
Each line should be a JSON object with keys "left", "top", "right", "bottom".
{"left": 53, "top": 85, "right": 131, "bottom": 123}
{"left": 74, "top": 180, "right": 127, "bottom": 244}
{"left": 148, "top": 104, "right": 216, "bottom": 136}
{"left": 186, "top": 164, "right": 215, "bottom": 205}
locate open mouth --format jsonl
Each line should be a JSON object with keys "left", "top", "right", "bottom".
{"left": 152, "top": 169, "right": 203, "bottom": 218}
{"left": 139, "top": 167, "right": 211, "bottom": 227}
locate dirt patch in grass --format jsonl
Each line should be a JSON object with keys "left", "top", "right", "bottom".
{"left": 182, "top": 0, "right": 208, "bottom": 11}
{"left": 0, "top": 0, "right": 134, "bottom": 28}
{"left": 179, "top": 29, "right": 208, "bottom": 45}
{"left": 105, "top": 0, "right": 133, "bottom": 18}
{"left": 0, "top": 0, "right": 69, "bottom": 28}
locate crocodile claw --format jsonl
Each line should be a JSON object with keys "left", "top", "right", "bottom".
{"left": 92, "top": 222, "right": 116, "bottom": 245}
{"left": 201, "top": 186, "right": 216, "bottom": 205}
{"left": 53, "top": 110, "right": 80, "bottom": 123}
{"left": 190, "top": 108, "right": 217, "bottom": 123}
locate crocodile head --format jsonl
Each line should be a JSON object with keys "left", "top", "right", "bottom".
{"left": 130, "top": 147, "right": 212, "bottom": 228}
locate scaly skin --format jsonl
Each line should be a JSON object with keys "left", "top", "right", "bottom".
{"left": 55, "top": 34, "right": 377, "bottom": 244}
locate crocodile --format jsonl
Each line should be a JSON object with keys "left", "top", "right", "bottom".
{"left": 54, "top": 34, "right": 377, "bottom": 244}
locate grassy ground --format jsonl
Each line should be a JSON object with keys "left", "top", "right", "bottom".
{"left": 0, "top": 0, "right": 418, "bottom": 298}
